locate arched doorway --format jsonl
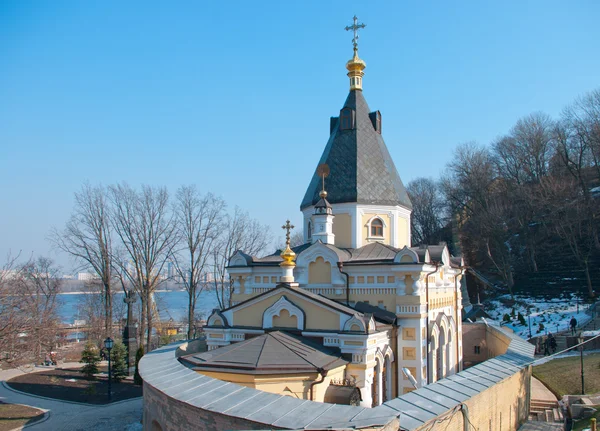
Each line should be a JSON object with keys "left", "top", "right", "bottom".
{"left": 383, "top": 354, "right": 393, "bottom": 401}
{"left": 371, "top": 358, "right": 382, "bottom": 406}
{"left": 429, "top": 335, "right": 437, "bottom": 383}
{"left": 437, "top": 330, "right": 446, "bottom": 381}
{"left": 381, "top": 358, "right": 388, "bottom": 402}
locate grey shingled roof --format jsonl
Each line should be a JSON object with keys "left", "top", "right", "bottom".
{"left": 220, "top": 282, "right": 359, "bottom": 318}
{"left": 248, "top": 242, "right": 450, "bottom": 267}
{"left": 301, "top": 90, "right": 412, "bottom": 211}
{"left": 180, "top": 331, "right": 348, "bottom": 374}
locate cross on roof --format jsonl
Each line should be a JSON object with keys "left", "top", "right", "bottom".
{"left": 344, "top": 15, "right": 366, "bottom": 51}
{"left": 281, "top": 220, "right": 295, "bottom": 246}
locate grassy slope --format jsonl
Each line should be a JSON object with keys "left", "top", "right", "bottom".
{"left": 533, "top": 353, "right": 600, "bottom": 397}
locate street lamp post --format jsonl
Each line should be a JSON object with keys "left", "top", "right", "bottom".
{"left": 578, "top": 334, "right": 585, "bottom": 395}
{"left": 528, "top": 313, "right": 532, "bottom": 339}
{"left": 104, "top": 337, "right": 114, "bottom": 402}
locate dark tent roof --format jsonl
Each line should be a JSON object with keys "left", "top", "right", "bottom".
{"left": 180, "top": 331, "right": 348, "bottom": 374}
{"left": 301, "top": 90, "right": 412, "bottom": 211}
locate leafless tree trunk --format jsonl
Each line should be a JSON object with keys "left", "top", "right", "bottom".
{"left": 16, "top": 257, "right": 62, "bottom": 363}
{"left": 172, "top": 186, "right": 225, "bottom": 340}
{"left": 109, "top": 184, "right": 178, "bottom": 351}
{"left": 51, "top": 183, "right": 113, "bottom": 337}
{"left": 213, "top": 207, "right": 271, "bottom": 309}
{"left": 0, "top": 252, "right": 26, "bottom": 362}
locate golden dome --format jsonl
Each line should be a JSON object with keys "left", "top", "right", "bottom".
{"left": 346, "top": 49, "right": 366, "bottom": 91}
{"left": 280, "top": 245, "right": 296, "bottom": 268}
{"left": 346, "top": 50, "right": 366, "bottom": 72}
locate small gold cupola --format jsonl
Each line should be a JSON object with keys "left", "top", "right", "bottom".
{"left": 280, "top": 220, "right": 296, "bottom": 283}
{"left": 345, "top": 15, "right": 366, "bottom": 91}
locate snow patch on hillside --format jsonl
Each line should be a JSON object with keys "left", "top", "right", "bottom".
{"left": 485, "top": 293, "right": 593, "bottom": 339}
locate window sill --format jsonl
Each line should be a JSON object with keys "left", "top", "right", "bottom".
{"left": 366, "top": 236, "right": 385, "bottom": 242}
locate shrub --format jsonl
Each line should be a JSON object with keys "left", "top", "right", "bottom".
{"left": 110, "top": 341, "right": 128, "bottom": 383}
{"left": 134, "top": 345, "right": 144, "bottom": 386}
{"left": 503, "top": 313, "right": 511, "bottom": 323}
{"left": 80, "top": 342, "right": 100, "bottom": 379}
{"left": 510, "top": 308, "right": 516, "bottom": 318}
{"left": 518, "top": 312, "right": 526, "bottom": 326}
{"left": 84, "top": 383, "right": 97, "bottom": 395}
{"left": 539, "top": 323, "right": 545, "bottom": 332}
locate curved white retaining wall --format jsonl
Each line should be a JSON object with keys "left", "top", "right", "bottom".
{"left": 140, "top": 324, "right": 534, "bottom": 431}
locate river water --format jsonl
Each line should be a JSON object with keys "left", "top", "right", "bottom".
{"left": 58, "top": 290, "right": 221, "bottom": 324}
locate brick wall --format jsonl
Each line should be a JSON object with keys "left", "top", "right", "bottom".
{"left": 413, "top": 365, "right": 531, "bottom": 431}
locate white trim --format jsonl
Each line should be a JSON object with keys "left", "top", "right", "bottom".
{"left": 262, "top": 295, "right": 304, "bottom": 330}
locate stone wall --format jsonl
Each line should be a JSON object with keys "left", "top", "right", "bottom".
{"left": 143, "top": 382, "right": 283, "bottom": 431}
{"left": 413, "top": 365, "right": 531, "bottom": 431}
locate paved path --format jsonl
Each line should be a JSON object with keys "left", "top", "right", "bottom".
{"left": 531, "top": 376, "right": 558, "bottom": 402}
{"left": 518, "top": 422, "right": 563, "bottom": 430}
{"left": 0, "top": 364, "right": 142, "bottom": 431}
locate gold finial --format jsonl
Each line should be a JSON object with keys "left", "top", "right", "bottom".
{"left": 317, "top": 163, "right": 330, "bottom": 198}
{"left": 280, "top": 220, "right": 296, "bottom": 267}
{"left": 345, "top": 15, "right": 367, "bottom": 91}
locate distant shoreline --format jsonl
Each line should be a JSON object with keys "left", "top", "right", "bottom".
{"left": 58, "top": 289, "right": 186, "bottom": 295}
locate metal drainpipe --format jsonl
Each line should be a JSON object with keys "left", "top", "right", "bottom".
{"left": 425, "top": 262, "right": 440, "bottom": 385}
{"left": 460, "top": 403, "right": 471, "bottom": 431}
{"left": 337, "top": 262, "right": 350, "bottom": 306}
{"left": 309, "top": 368, "right": 327, "bottom": 401}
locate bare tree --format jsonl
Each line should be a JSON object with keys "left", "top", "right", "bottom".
{"left": 537, "top": 176, "right": 597, "bottom": 297}
{"left": 213, "top": 207, "right": 271, "bottom": 309}
{"left": 109, "top": 184, "right": 178, "bottom": 351}
{"left": 442, "top": 142, "right": 515, "bottom": 293}
{"left": 0, "top": 252, "right": 26, "bottom": 362}
{"left": 509, "top": 112, "right": 555, "bottom": 183}
{"left": 561, "top": 89, "right": 600, "bottom": 181}
{"left": 16, "top": 257, "right": 62, "bottom": 363}
{"left": 51, "top": 183, "right": 113, "bottom": 337}
{"left": 172, "top": 186, "right": 225, "bottom": 339}
{"left": 406, "top": 177, "right": 446, "bottom": 246}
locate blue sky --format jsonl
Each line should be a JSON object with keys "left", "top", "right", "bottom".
{"left": 1, "top": 1, "right": 599, "bottom": 271}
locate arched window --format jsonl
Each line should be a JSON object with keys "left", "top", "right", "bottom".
{"left": 307, "top": 221, "right": 312, "bottom": 240}
{"left": 370, "top": 218, "right": 383, "bottom": 237}
{"left": 340, "top": 108, "right": 354, "bottom": 130}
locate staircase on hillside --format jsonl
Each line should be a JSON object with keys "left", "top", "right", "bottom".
{"left": 553, "top": 336, "right": 568, "bottom": 353}
{"left": 529, "top": 399, "right": 564, "bottom": 424}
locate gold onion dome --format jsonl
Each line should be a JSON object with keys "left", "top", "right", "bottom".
{"left": 346, "top": 50, "right": 366, "bottom": 73}
{"left": 280, "top": 245, "right": 296, "bottom": 267}
{"left": 346, "top": 49, "right": 366, "bottom": 91}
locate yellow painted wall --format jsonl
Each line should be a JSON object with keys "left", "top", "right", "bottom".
{"left": 272, "top": 309, "right": 298, "bottom": 328}
{"left": 333, "top": 214, "right": 352, "bottom": 248}
{"left": 397, "top": 216, "right": 409, "bottom": 248}
{"left": 308, "top": 257, "right": 332, "bottom": 284}
{"left": 197, "top": 365, "right": 347, "bottom": 401}
{"left": 232, "top": 292, "right": 341, "bottom": 330}
{"left": 361, "top": 214, "right": 391, "bottom": 245}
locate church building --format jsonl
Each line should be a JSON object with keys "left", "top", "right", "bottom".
{"left": 182, "top": 17, "right": 465, "bottom": 407}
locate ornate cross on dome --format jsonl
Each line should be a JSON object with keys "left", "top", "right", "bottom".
{"left": 282, "top": 220, "right": 295, "bottom": 246}
{"left": 345, "top": 15, "right": 366, "bottom": 52}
